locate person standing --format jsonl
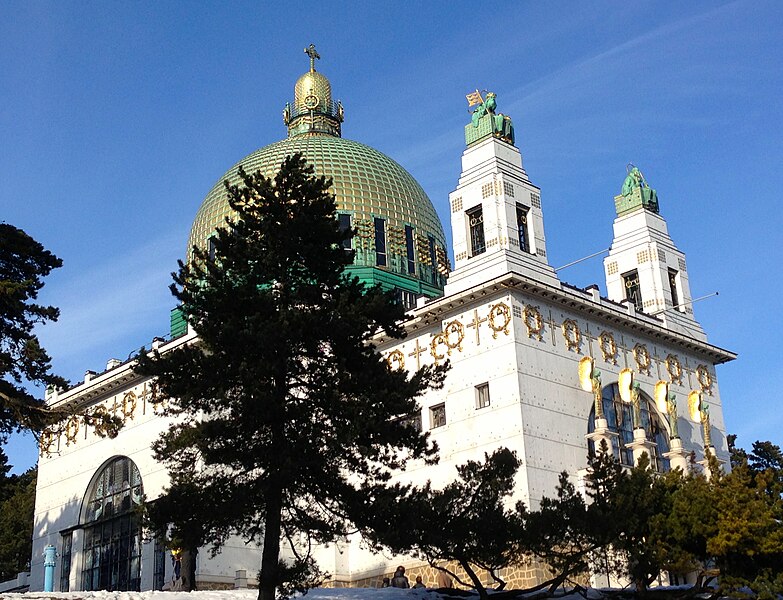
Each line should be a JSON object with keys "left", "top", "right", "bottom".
{"left": 390, "top": 566, "right": 410, "bottom": 588}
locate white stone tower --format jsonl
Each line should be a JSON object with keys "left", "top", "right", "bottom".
{"left": 603, "top": 166, "right": 706, "bottom": 341}
{"left": 444, "top": 92, "right": 559, "bottom": 296}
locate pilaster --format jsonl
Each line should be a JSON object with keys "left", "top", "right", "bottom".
{"left": 626, "top": 427, "right": 656, "bottom": 466}
{"left": 586, "top": 418, "right": 619, "bottom": 458}
{"left": 663, "top": 437, "right": 691, "bottom": 473}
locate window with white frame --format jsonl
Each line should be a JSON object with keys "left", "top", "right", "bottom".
{"left": 429, "top": 403, "right": 446, "bottom": 429}
{"left": 475, "top": 383, "right": 490, "bottom": 409}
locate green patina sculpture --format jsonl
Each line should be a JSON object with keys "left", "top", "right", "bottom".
{"left": 620, "top": 164, "right": 659, "bottom": 213}
{"left": 592, "top": 370, "right": 604, "bottom": 420}
{"left": 630, "top": 382, "right": 643, "bottom": 431}
{"left": 666, "top": 393, "right": 679, "bottom": 439}
{"left": 702, "top": 404, "right": 712, "bottom": 448}
{"left": 467, "top": 91, "right": 514, "bottom": 145}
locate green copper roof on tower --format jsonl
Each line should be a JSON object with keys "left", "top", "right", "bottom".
{"left": 464, "top": 90, "right": 515, "bottom": 146}
{"left": 614, "top": 164, "right": 660, "bottom": 216}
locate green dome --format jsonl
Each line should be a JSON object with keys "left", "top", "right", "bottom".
{"left": 188, "top": 50, "right": 448, "bottom": 297}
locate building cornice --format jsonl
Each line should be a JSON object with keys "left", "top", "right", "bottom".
{"left": 395, "top": 271, "right": 736, "bottom": 364}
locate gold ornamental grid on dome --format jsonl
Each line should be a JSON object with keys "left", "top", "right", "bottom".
{"left": 187, "top": 135, "right": 447, "bottom": 274}
{"left": 188, "top": 44, "right": 448, "bottom": 290}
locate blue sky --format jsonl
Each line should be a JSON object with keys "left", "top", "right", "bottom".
{"left": 1, "top": 1, "right": 781, "bottom": 472}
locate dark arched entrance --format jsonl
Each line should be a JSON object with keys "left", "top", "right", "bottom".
{"left": 80, "top": 456, "right": 143, "bottom": 591}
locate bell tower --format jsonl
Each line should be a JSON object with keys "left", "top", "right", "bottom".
{"left": 444, "top": 91, "right": 559, "bottom": 296}
{"left": 603, "top": 165, "right": 706, "bottom": 341}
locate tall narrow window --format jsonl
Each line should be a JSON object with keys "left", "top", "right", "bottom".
{"left": 622, "top": 270, "right": 643, "bottom": 311}
{"left": 467, "top": 207, "right": 486, "bottom": 256}
{"left": 374, "top": 217, "right": 387, "bottom": 266}
{"left": 338, "top": 213, "right": 352, "bottom": 250}
{"left": 394, "top": 288, "right": 417, "bottom": 311}
{"left": 60, "top": 532, "right": 73, "bottom": 591}
{"left": 404, "top": 225, "right": 416, "bottom": 275}
{"left": 475, "top": 383, "right": 490, "bottom": 409}
{"left": 207, "top": 236, "right": 217, "bottom": 262}
{"left": 516, "top": 204, "right": 529, "bottom": 253}
{"left": 427, "top": 235, "right": 437, "bottom": 276}
{"left": 587, "top": 383, "right": 670, "bottom": 471}
{"left": 668, "top": 269, "right": 680, "bottom": 310}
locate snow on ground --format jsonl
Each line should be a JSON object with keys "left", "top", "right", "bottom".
{"left": 0, "top": 587, "right": 597, "bottom": 600}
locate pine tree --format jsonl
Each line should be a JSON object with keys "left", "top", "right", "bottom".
{"left": 0, "top": 463, "right": 36, "bottom": 580}
{"left": 136, "top": 155, "right": 446, "bottom": 600}
{"left": 583, "top": 445, "right": 677, "bottom": 592}
{"left": 0, "top": 224, "right": 119, "bottom": 442}
{"left": 356, "top": 448, "right": 527, "bottom": 600}
{"left": 710, "top": 445, "right": 783, "bottom": 598}
{"left": 0, "top": 224, "right": 65, "bottom": 437}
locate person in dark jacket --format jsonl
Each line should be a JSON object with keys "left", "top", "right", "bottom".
{"left": 390, "top": 566, "right": 410, "bottom": 588}
{"left": 412, "top": 575, "right": 426, "bottom": 589}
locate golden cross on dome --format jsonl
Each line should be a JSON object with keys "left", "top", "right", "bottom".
{"left": 304, "top": 43, "right": 320, "bottom": 72}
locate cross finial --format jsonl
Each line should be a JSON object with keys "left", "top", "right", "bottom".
{"left": 304, "top": 44, "right": 320, "bottom": 72}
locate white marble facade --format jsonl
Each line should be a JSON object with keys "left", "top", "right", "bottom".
{"left": 31, "top": 126, "right": 734, "bottom": 592}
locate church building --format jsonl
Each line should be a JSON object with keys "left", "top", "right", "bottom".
{"left": 30, "top": 49, "right": 735, "bottom": 592}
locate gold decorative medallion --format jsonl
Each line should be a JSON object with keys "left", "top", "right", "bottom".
{"left": 40, "top": 429, "right": 54, "bottom": 457}
{"left": 430, "top": 333, "right": 448, "bottom": 365}
{"left": 666, "top": 354, "right": 683, "bottom": 384}
{"left": 633, "top": 343, "right": 651, "bottom": 375}
{"left": 696, "top": 364, "right": 713, "bottom": 395}
{"left": 386, "top": 349, "right": 405, "bottom": 371}
{"left": 122, "top": 391, "right": 137, "bottom": 421}
{"left": 523, "top": 305, "right": 544, "bottom": 341}
{"left": 599, "top": 331, "right": 618, "bottom": 365}
{"left": 561, "top": 319, "right": 582, "bottom": 352}
{"left": 443, "top": 320, "right": 466, "bottom": 351}
{"left": 488, "top": 303, "right": 512, "bottom": 339}
{"left": 304, "top": 94, "right": 319, "bottom": 109}
{"left": 65, "top": 416, "right": 80, "bottom": 446}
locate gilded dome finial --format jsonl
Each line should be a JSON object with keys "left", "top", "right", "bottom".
{"left": 304, "top": 44, "right": 320, "bottom": 72}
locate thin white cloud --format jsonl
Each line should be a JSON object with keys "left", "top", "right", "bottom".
{"left": 36, "top": 230, "right": 183, "bottom": 377}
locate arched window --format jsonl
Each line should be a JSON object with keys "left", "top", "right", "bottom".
{"left": 587, "top": 383, "right": 670, "bottom": 472}
{"left": 81, "top": 456, "right": 143, "bottom": 591}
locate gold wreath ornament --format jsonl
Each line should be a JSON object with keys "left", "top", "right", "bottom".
{"left": 123, "top": 391, "right": 137, "bottom": 420}
{"left": 599, "top": 332, "right": 618, "bottom": 364}
{"left": 488, "top": 303, "right": 512, "bottom": 339}
{"left": 65, "top": 416, "right": 80, "bottom": 445}
{"left": 633, "top": 344, "right": 651, "bottom": 374}
{"left": 40, "top": 429, "right": 54, "bottom": 456}
{"left": 666, "top": 354, "right": 683, "bottom": 384}
{"left": 444, "top": 320, "right": 465, "bottom": 351}
{"left": 523, "top": 305, "right": 544, "bottom": 341}
{"left": 430, "top": 334, "right": 448, "bottom": 364}
{"left": 561, "top": 319, "right": 581, "bottom": 352}
{"left": 696, "top": 365, "right": 713, "bottom": 393}
{"left": 387, "top": 349, "right": 405, "bottom": 370}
